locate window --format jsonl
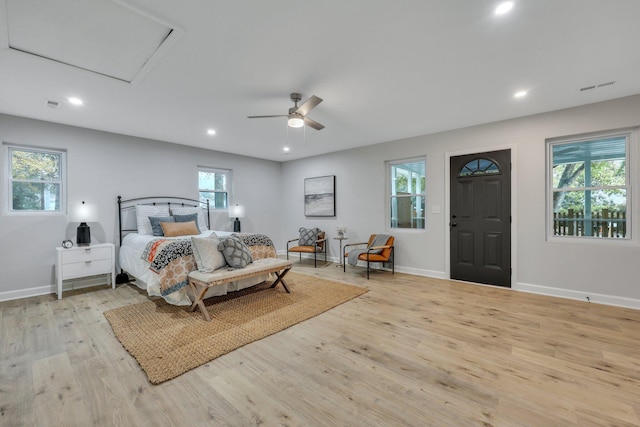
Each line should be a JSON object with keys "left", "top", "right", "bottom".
{"left": 459, "top": 158, "right": 500, "bottom": 176}
{"left": 4, "top": 144, "right": 65, "bottom": 213}
{"left": 198, "top": 166, "right": 230, "bottom": 209}
{"left": 548, "top": 131, "right": 630, "bottom": 239}
{"left": 388, "top": 158, "right": 426, "bottom": 229}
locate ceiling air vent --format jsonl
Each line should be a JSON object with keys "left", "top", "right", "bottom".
{"left": 580, "top": 81, "right": 615, "bottom": 92}
{"left": 46, "top": 99, "right": 60, "bottom": 108}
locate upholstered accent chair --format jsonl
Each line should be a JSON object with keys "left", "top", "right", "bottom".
{"left": 286, "top": 229, "right": 327, "bottom": 267}
{"left": 343, "top": 234, "right": 394, "bottom": 279}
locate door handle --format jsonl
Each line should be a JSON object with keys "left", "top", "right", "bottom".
{"left": 451, "top": 222, "right": 457, "bottom": 227}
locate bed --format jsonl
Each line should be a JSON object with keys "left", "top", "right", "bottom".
{"left": 117, "top": 196, "right": 277, "bottom": 306}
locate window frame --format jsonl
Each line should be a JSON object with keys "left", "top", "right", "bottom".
{"left": 546, "top": 129, "right": 634, "bottom": 242}
{"left": 3, "top": 143, "right": 67, "bottom": 215}
{"left": 386, "top": 157, "right": 426, "bottom": 231}
{"left": 197, "top": 166, "right": 231, "bottom": 210}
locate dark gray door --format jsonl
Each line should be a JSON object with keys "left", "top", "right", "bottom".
{"left": 450, "top": 149, "right": 511, "bottom": 287}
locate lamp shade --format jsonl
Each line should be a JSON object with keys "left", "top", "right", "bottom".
{"left": 229, "top": 204, "right": 245, "bottom": 218}
{"left": 70, "top": 201, "right": 98, "bottom": 223}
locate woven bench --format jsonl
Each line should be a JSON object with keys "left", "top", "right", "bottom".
{"left": 187, "top": 258, "right": 293, "bottom": 321}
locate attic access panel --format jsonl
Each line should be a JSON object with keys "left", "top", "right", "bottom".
{"left": 5, "top": 0, "right": 179, "bottom": 83}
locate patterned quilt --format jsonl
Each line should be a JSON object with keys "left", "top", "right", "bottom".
{"left": 141, "top": 233, "right": 277, "bottom": 296}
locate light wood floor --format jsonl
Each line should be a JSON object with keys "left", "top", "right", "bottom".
{"left": 2, "top": 260, "right": 640, "bottom": 426}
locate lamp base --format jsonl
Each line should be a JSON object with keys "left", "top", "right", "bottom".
{"left": 233, "top": 217, "right": 241, "bottom": 233}
{"left": 77, "top": 222, "right": 91, "bottom": 246}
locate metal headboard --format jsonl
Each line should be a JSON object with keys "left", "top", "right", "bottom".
{"left": 117, "top": 195, "right": 210, "bottom": 246}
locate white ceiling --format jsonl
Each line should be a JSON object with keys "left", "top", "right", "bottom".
{"left": 1, "top": 0, "right": 640, "bottom": 162}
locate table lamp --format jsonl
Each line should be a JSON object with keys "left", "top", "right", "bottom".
{"left": 71, "top": 201, "right": 97, "bottom": 246}
{"left": 229, "top": 204, "right": 245, "bottom": 232}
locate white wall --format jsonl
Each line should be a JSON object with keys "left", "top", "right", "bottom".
{"left": 281, "top": 94, "right": 640, "bottom": 308}
{"left": 0, "top": 114, "right": 283, "bottom": 299}
{"left": 3, "top": 94, "right": 640, "bottom": 308}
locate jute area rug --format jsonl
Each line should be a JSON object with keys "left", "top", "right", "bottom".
{"left": 104, "top": 271, "right": 367, "bottom": 384}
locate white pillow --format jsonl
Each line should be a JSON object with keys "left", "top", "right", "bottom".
{"left": 136, "top": 204, "right": 170, "bottom": 235}
{"left": 171, "top": 206, "right": 209, "bottom": 231}
{"left": 191, "top": 233, "right": 226, "bottom": 272}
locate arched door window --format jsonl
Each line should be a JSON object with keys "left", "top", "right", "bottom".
{"left": 459, "top": 158, "right": 500, "bottom": 177}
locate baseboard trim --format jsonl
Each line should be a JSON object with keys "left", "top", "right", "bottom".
{"left": 3, "top": 265, "right": 638, "bottom": 311}
{"left": 0, "top": 285, "right": 54, "bottom": 302}
{"left": 395, "top": 266, "right": 446, "bottom": 279}
{"left": 0, "top": 276, "right": 112, "bottom": 302}
{"left": 514, "top": 282, "right": 640, "bottom": 310}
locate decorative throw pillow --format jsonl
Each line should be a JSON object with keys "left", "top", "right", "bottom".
{"left": 299, "top": 227, "right": 321, "bottom": 246}
{"left": 149, "top": 216, "right": 174, "bottom": 236}
{"left": 136, "top": 204, "right": 170, "bottom": 235}
{"left": 218, "top": 234, "right": 253, "bottom": 269}
{"left": 173, "top": 213, "right": 200, "bottom": 232}
{"left": 191, "top": 233, "right": 226, "bottom": 272}
{"left": 160, "top": 221, "right": 200, "bottom": 237}
{"left": 171, "top": 206, "right": 209, "bottom": 231}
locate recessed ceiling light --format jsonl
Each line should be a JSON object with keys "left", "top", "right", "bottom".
{"left": 495, "top": 1, "right": 514, "bottom": 15}
{"left": 514, "top": 90, "right": 527, "bottom": 98}
{"left": 206, "top": 129, "right": 216, "bottom": 136}
{"left": 68, "top": 97, "right": 83, "bottom": 105}
{"left": 283, "top": 146, "right": 290, "bottom": 153}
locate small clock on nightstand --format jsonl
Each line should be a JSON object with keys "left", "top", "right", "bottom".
{"left": 62, "top": 239, "right": 73, "bottom": 249}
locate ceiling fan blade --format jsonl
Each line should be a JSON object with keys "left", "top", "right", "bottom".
{"left": 247, "top": 114, "right": 288, "bottom": 118}
{"left": 295, "top": 95, "right": 323, "bottom": 116}
{"left": 303, "top": 116, "right": 325, "bottom": 130}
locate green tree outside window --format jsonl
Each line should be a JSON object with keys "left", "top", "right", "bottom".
{"left": 9, "top": 146, "right": 63, "bottom": 212}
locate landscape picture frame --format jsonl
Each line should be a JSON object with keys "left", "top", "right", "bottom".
{"left": 304, "top": 175, "right": 335, "bottom": 217}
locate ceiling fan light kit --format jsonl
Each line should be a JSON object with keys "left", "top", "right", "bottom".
{"left": 287, "top": 114, "right": 304, "bottom": 128}
{"left": 248, "top": 92, "right": 325, "bottom": 130}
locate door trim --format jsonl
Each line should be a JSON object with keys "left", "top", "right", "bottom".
{"left": 444, "top": 144, "right": 518, "bottom": 285}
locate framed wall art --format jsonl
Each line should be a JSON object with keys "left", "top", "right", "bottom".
{"left": 304, "top": 175, "right": 335, "bottom": 217}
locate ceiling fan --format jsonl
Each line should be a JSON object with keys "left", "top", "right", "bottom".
{"left": 247, "top": 93, "right": 325, "bottom": 130}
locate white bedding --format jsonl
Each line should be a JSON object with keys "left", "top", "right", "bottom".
{"left": 119, "top": 230, "right": 269, "bottom": 306}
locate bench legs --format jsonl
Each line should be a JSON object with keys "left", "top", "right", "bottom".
{"left": 189, "top": 283, "right": 213, "bottom": 321}
{"left": 188, "top": 265, "right": 293, "bottom": 321}
{"left": 269, "top": 265, "right": 292, "bottom": 293}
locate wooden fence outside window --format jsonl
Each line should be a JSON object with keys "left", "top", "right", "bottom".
{"left": 553, "top": 209, "right": 627, "bottom": 238}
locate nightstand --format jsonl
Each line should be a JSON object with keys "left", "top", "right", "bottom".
{"left": 55, "top": 243, "right": 116, "bottom": 299}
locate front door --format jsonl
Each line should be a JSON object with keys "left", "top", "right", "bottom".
{"left": 450, "top": 149, "right": 511, "bottom": 287}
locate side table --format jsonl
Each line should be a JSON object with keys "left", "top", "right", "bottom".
{"left": 333, "top": 236, "right": 348, "bottom": 267}
{"left": 55, "top": 243, "right": 116, "bottom": 299}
